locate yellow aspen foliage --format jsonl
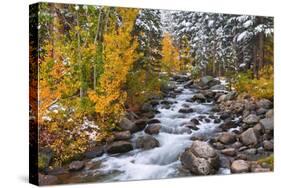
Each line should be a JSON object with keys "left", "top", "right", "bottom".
{"left": 161, "top": 32, "right": 182, "bottom": 73}
{"left": 89, "top": 8, "right": 139, "bottom": 129}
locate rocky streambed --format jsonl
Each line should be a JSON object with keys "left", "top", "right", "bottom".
{"left": 39, "top": 75, "right": 274, "bottom": 185}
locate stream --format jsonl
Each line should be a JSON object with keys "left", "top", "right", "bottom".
{"left": 56, "top": 79, "right": 231, "bottom": 184}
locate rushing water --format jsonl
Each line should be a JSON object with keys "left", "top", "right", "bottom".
{"left": 58, "top": 81, "right": 230, "bottom": 184}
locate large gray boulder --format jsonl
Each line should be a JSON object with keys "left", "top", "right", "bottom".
{"left": 231, "top": 160, "right": 250, "bottom": 173}
{"left": 243, "top": 114, "right": 260, "bottom": 125}
{"left": 106, "top": 141, "right": 133, "bottom": 154}
{"left": 180, "top": 141, "right": 220, "bottom": 175}
{"left": 119, "top": 117, "right": 134, "bottom": 131}
{"left": 192, "top": 93, "right": 206, "bottom": 102}
{"left": 69, "top": 161, "right": 85, "bottom": 171}
{"left": 136, "top": 135, "right": 160, "bottom": 150}
{"left": 240, "top": 128, "right": 259, "bottom": 146}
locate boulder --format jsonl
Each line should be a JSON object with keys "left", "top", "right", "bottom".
{"left": 243, "top": 114, "right": 260, "bottom": 124}
{"left": 178, "top": 108, "right": 194, "bottom": 113}
{"left": 84, "top": 146, "right": 104, "bottom": 159}
{"left": 201, "top": 76, "right": 214, "bottom": 85}
{"left": 131, "top": 119, "right": 148, "bottom": 133}
{"left": 69, "top": 161, "right": 85, "bottom": 171}
{"left": 256, "top": 108, "right": 267, "bottom": 115}
{"left": 220, "top": 112, "right": 231, "bottom": 120}
{"left": 192, "top": 93, "right": 206, "bottom": 102}
{"left": 257, "top": 99, "right": 273, "bottom": 109}
{"left": 106, "top": 141, "right": 133, "bottom": 154}
{"left": 136, "top": 135, "right": 160, "bottom": 150}
{"left": 180, "top": 141, "right": 220, "bottom": 175}
{"left": 144, "top": 124, "right": 161, "bottom": 135}
{"left": 160, "top": 83, "right": 176, "bottom": 93}
{"left": 119, "top": 117, "right": 134, "bottom": 131}
{"left": 224, "top": 91, "right": 237, "bottom": 101}
{"left": 219, "top": 119, "right": 236, "bottom": 131}
{"left": 113, "top": 131, "right": 131, "bottom": 141}
{"left": 240, "top": 128, "right": 259, "bottom": 146}
{"left": 184, "top": 80, "right": 194, "bottom": 88}
{"left": 231, "top": 160, "right": 250, "bottom": 173}
{"left": 217, "top": 94, "right": 226, "bottom": 103}
{"left": 259, "top": 118, "right": 273, "bottom": 133}
{"left": 190, "top": 118, "right": 200, "bottom": 125}
{"left": 218, "top": 132, "right": 236, "bottom": 145}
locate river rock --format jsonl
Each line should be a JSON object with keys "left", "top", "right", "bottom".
{"left": 136, "top": 135, "right": 160, "bottom": 150}
{"left": 259, "top": 118, "right": 273, "bottom": 133}
{"left": 119, "top": 117, "right": 134, "bottom": 131}
{"left": 180, "top": 141, "right": 220, "bottom": 175}
{"left": 263, "top": 140, "right": 273, "bottom": 151}
{"left": 256, "top": 108, "right": 267, "bottom": 115}
{"left": 220, "top": 112, "right": 231, "bottom": 120}
{"left": 39, "top": 174, "right": 59, "bottom": 185}
{"left": 191, "top": 118, "right": 200, "bottom": 125}
{"left": 219, "top": 119, "right": 236, "bottom": 131}
{"left": 113, "top": 131, "right": 131, "bottom": 141}
{"left": 224, "top": 91, "right": 237, "bottom": 101}
{"left": 218, "top": 132, "right": 236, "bottom": 145}
{"left": 221, "top": 148, "right": 236, "bottom": 156}
{"left": 192, "top": 93, "right": 206, "bottom": 102}
{"left": 144, "top": 124, "right": 161, "bottom": 135}
{"left": 179, "top": 108, "right": 194, "bottom": 113}
{"left": 240, "top": 128, "right": 259, "bottom": 146}
{"left": 69, "top": 161, "right": 85, "bottom": 171}
{"left": 184, "top": 80, "right": 194, "bottom": 88}
{"left": 84, "top": 146, "right": 104, "bottom": 159}
{"left": 243, "top": 114, "right": 260, "bottom": 124}
{"left": 106, "top": 141, "right": 133, "bottom": 154}
{"left": 257, "top": 99, "right": 273, "bottom": 109}
{"left": 131, "top": 119, "right": 147, "bottom": 133}
{"left": 147, "top": 119, "right": 161, "bottom": 124}
{"left": 231, "top": 160, "right": 250, "bottom": 173}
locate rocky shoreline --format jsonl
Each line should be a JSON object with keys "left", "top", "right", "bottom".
{"left": 39, "top": 74, "right": 274, "bottom": 185}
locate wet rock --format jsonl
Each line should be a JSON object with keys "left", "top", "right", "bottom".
{"left": 231, "top": 160, "right": 249, "bottom": 173}
{"left": 217, "top": 94, "right": 226, "bottom": 103}
{"left": 221, "top": 148, "right": 236, "bottom": 156}
{"left": 142, "top": 111, "right": 155, "bottom": 119}
{"left": 144, "top": 124, "right": 161, "bottom": 135}
{"left": 183, "top": 122, "right": 199, "bottom": 130}
{"left": 240, "top": 128, "right": 259, "bottom": 146}
{"left": 131, "top": 119, "right": 148, "bottom": 133}
{"left": 263, "top": 140, "right": 273, "bottom": 151}
{"left": 69, "top": 161, "right": 85, "bottom": 171}
{"left": 113, "top": 131, "right": 131, "bottom": 141}
{"left": 106, "top": 141, "right": 133, "bottom": 154}
{"left": 184, "top": 80, "right": 194, "bottom": 88}
{"left": 204, "top": 118, "right": 211, "bottom": 123}
{"left": 243, "top": 114, "right": 260, "bottom": 125}
{"left": 46, "top": 167, "right": 68, "bottom": 176}
{"left": 200, "top": 76, "right": 214, "bottom": 85}
{"left": 257, "top": 99, "right": 273, "bottom": 109}
{"left": 219, "top": 119, "right": 236, "bottom": 131}
{"left": 161, "top": 83, "right": 176, "bottom": 93}
{"left": 190, "top": 118, "right": 200, "bottom": 125}
{"left": 84, "top": 146, "right": 104, "bottom": 159}
{"left": 150, "top": 100, "right": 159, "bottom": 107}
{"left": 136, "top": 135, "right": 160, "bottom": 150}
{"left": 180, "top": 141, "right": 220, "bottom": 175}
{"left": 39, "top": 174, "right": 59, "bottom": 185}
{"left": 179, "top": 108, "right": 194, "bottom": 113}
{"left": 147, "top": 118, "right": 161, "bottom": 124}
{"left": 220, "top": 112, "right": 231, "bottom": 120}
{"left": 192, "top": 93, "right": 206, "bottom": 102}
{"left": 218, "top": 132, "right": 236, "bottom": 145}
{"left": 212, "top": 142, "right": 225, "bottom": 150}
{"left": 243, "top": 148, "right": 257, "bottom": 155}
{"left": 214, "top": 118, "right": 221, "bottom": 124}
{"left": 160, "top": 100, "right": 173, "bottom": 105}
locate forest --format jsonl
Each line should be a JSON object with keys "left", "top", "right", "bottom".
{"left": 29, "top": 3, "right": 274, "bottom": 185}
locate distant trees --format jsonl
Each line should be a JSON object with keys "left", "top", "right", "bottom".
{"left": 170, "top": 12, "right": 274, "bottom": 79}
